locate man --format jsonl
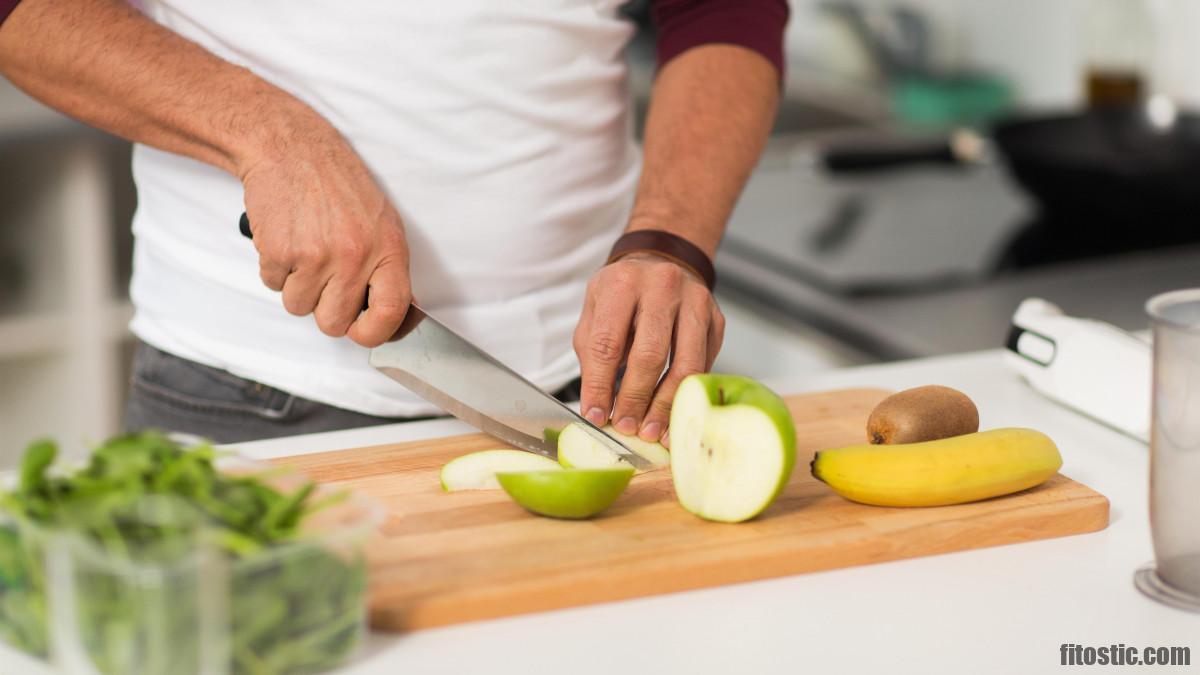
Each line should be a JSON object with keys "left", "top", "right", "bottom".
{"left": 0, "top": 0, "right": 784, "bottom": 445}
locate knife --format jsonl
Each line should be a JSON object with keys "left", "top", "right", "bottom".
{"left": 237, "top": 213, "right": 648, "bottom": 468}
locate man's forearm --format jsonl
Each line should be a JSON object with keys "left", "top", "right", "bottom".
{"left": 627, "top": 44, "right": 779, "bottom": 258}
{"left": 0, "top": 0, "right": 327, "bottom": 178}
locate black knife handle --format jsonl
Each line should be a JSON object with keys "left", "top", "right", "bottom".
{"left": 822, "top": 142, "right": 960, "bottom": 173}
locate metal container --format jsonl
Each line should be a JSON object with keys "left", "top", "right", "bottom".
{"left": 1135, "top": 288, "right": 1200, "bottom": 611}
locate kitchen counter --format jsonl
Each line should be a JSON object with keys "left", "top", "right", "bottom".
{"left": 722, "top": 241, "right": 1200, "bottom": 361}
{"left": 182, "top": 350, "right": 1200, "bottom": 673}
{"left": 5, "top": 349, "right": 1194, "bottom": 674}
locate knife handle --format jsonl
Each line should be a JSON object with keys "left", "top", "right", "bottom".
{"left": 238, "top": 212, "right": 370, "bottom": 313}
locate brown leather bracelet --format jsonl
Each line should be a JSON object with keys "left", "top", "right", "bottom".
{"left": 606, "top": 229, "right": 717, "bottom": 290}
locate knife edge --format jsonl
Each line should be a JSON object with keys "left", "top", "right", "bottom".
{"left": 368, "top": 306, "right": 652, "bottom": 470}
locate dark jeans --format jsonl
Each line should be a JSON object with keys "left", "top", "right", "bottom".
{"left": 124, "top": 342, "right": 583, "bottom": 444}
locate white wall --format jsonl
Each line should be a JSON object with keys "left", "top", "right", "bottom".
{"left": 785, "top": 0, "right": 1200, "bottom": 109}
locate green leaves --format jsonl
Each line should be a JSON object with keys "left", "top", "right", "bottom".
{"left": 0, "top": 432, "right": 367, "bottom": 674}
{"left": 17, "top": 440, "right": 55, "bottom": 500}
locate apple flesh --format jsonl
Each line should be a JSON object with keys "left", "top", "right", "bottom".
{"left": 669, "top": 374, "right": 796, "bottom": 523}
{"left": 496, "top": 468, "right": 634, "bottom": 519}
{"left": 440, "top": 449, "right": 561, "bottom": 491}
{"left": 557, "top": 422, "right": 669, "bottom": 471}
{"left": 601, "top": 425, "right": 670, "bottom": 466}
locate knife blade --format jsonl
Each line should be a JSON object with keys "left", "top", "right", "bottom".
{"left": 369, "top": 305, "right": 650, "bottom": 470}
{"left": 236, "top": 213, "right": 647, "bottom": 468}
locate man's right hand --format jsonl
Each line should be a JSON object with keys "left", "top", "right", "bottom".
{"left": 0, "top": 0, "right": 413, "bottom": 348}
{"left": 240, "top": 124, "right": 413, "bottom": 348}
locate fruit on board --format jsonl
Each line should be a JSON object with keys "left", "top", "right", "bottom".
{"left": 440, "top": 449, "right": 561, "bottom": 491}
{"left": 602, "top": 425, "right": 670, "bottom": 466}
{"left": 496, "top": 468, "right": 634, "bottom": 519}
{"left": 557, "top": 422, "right": 669, "bottom": 470}
{"left": 811, "top": 427, "right": 1062, "bottom": 507}
{"left": 866, "top": 385, "right": 979, "bottom": 444}
{"left": 668, "top": 374, "right": 797, "bottom": 523}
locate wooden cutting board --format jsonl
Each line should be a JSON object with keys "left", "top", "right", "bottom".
{"left": 271, "top": 388, "right": 1109, "bottom": 632}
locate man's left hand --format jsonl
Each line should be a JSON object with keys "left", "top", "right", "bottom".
{"left": 574, "top": 252, "right": 725, "bottom": 447}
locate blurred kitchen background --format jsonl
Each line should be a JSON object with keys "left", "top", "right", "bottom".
{"left": 2, "top": 0, "right": 1199, "bottom": 466}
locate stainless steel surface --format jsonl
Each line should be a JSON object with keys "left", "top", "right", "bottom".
{"left": 723, "top": 148, "right": 1029, "bottom": 297}
{"left": 1137, "top": 289, "right": 1200, "bottom": 611}
{"left": 720, "top": 238, "right": 1200, "bottom": 361}
{"left": 1135, "top": 564, "right": 1200, "bottom": 613}
{"left": 722, "top": 131, "right": 1200, "bottom": 360}
{"left": 369, "top": 306, "right": 650, "bottom": 470}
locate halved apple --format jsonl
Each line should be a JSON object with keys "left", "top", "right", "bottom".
{"left": 669, "top": 374, "right": 796, "bottom": 523}
{"left": 557, "top": 422, "right": 669, "bottom": 470}
{"left": 496, "top": 468, "right": 634, "bottom": 519}
{"left": 440, "top": 449, "right": 561, "bottom": 491}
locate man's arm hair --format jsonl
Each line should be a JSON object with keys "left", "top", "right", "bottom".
{"left": 625, "top": 1, "right": 786, "bottom": 255}
{"left": 0, "top": 0, "right": 327, "bottom": 179}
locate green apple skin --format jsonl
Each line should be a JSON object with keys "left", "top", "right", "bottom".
{"left": 440, "top": 449, "right": 561, "bottom": 491}
{"left": 669, "top": 374, "right": 796, "bottom": 523}
{"left": 496, "top": 468, "right": 634, "bottom": 519}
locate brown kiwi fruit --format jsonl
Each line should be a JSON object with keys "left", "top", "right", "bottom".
{"left": 867, "top": 385, "right": 979, "bottom": 444}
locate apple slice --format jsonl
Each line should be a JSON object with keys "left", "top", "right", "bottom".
{"left": 557, "top": 423, "right": 669, "bottom": 470}
{"left": 496, "top": 468, "right": 634, "bottom": 519}
{"left": 440, "top": 449, "right": 561, "bottom": 491}
{"left": 601, "top": 426, "right": 670, "bottom": 466}
{"left": 669, "top": 374, "right": 796, "bottom": 523}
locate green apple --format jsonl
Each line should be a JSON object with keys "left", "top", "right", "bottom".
{"left": 669, "top": 374, "right": 796, "bottom": 523}
{"left": 496, "top": 468, "right": 634, "bottom": 519}
{"left": 600, "top": 425, "right": 670, "bottom": 467}
{"left": 440, "top": 449, "right": 561, "bottom": 491}
{"left": 557, "top": 422, "right": 669, "bottom": 470}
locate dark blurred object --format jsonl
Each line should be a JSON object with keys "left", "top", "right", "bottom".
{"left": 1087, "top": 72, "right": 1144, "bottom": 109}
{"left": 996, "top": 107, "right": 1200, "bottom": 267}
{"left": 0, "top": 244, "right": 23, "bottom": 312}
{"left": 822, "top": 106, "right": 1200, "bottom": 268}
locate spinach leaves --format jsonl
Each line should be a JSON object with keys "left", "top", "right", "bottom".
{"left": 0, "top": 432, "right": 368, "bottom": 674}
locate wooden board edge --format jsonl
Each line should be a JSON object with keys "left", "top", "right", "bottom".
{"left": 366, "top": 486, "right": 1111, "bottom": 633}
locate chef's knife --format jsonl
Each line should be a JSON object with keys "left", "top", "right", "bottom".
{"left": 371, "top": 305, "right": 649, "bottom": 467}
{"left": 237, "top": 213, "right": 647, "bottom": 468}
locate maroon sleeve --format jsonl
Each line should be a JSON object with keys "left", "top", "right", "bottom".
{"left": 0, "top": 0, "right": 20, "bottom": 28}
{"left": 652, "top": 0, "right": 788, "bottom": 76}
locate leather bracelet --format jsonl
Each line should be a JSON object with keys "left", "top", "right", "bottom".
{"left": 606, "top": 229, "right": 717, "bottom": 290}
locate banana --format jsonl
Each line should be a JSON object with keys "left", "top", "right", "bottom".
{"left": 810, "top": 428, "right": 1062, "bottom": 507}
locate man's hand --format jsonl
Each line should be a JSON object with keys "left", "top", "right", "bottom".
{"left": 575, "top": 253, "right": 724, "bottom": 445}
{"left": 241, "top": 126, "right": 412, "bottom": 348}
{"left": 574, "top": 44, "right": 779, "bottom": 444}
{"left": 0, "top": 0, "right": 413, "bottom": 348}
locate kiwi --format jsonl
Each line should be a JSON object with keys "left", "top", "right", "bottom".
{"left": 867, "top": 385, "right": 979, "bottom": 444}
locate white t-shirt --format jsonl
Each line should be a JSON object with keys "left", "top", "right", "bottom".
{"left": 128, "top": 1, "right": 640, "bottom": 417}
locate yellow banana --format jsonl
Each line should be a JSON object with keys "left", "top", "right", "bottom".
{"left": 810, "top": 428, "right": 1062, "bottom": 507}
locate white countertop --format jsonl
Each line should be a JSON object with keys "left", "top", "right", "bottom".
{"left": 6, "top": 349, "right": 1196, "bottom": 674}
{"left": 245, "top": 349, "right": 1196, "bottom": 675}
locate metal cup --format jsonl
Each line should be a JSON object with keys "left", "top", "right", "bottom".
{"left": 1135, "top": 289, "right": 1200, "bottom": 611}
